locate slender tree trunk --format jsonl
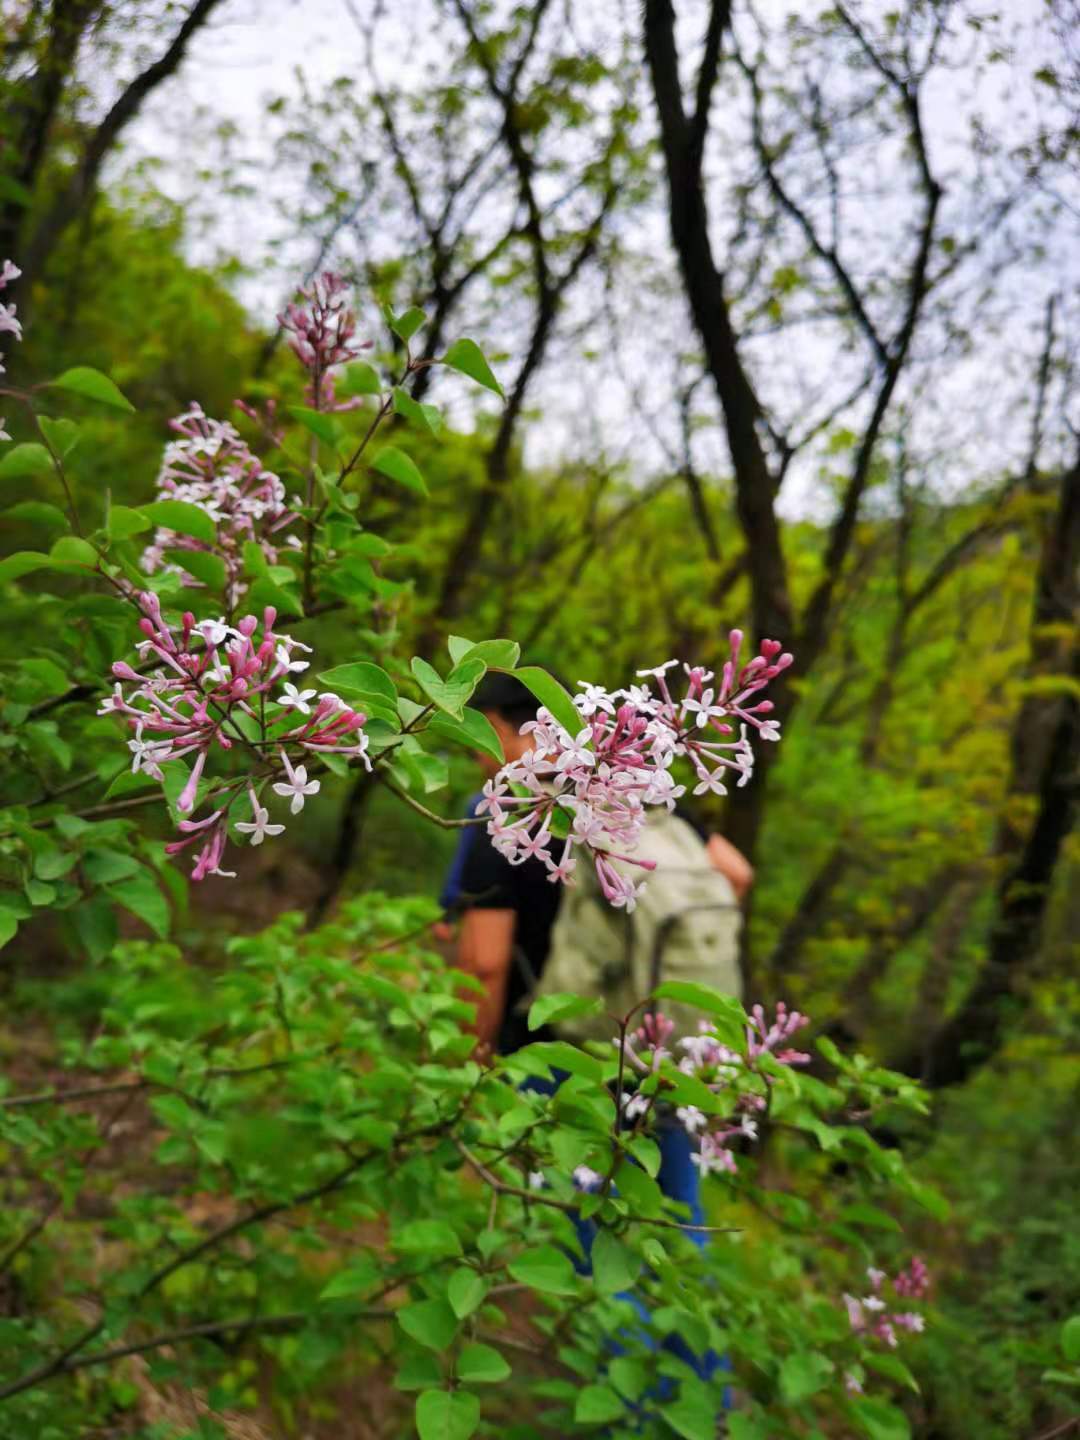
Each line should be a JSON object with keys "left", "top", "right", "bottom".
{"left": 920, "top": 456, "right": 1079, "bottom": 1087}
{"left": 0, "top": 0, "right": 101, "bottom": 268}
{"left": 16, "top": 0, "right": 225, "bottom": 302}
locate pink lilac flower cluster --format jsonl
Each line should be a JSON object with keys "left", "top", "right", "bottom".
{"left": 616, "top": 1004, "right": 810, "bottom": 1177}
{"left": 277, "top": 271, "right": 370, "bottom": 412}
{"left": 479, "top": 633, "right": 793, "bottom": 911}
{"left": 101, "top": 592, "right": 370, "bottom": 879}
{"left": 0, "top": 258, "right": 22, "bottom": 441}
{"left": 141, "top": 404, "right": 300, "bottom": 606}
{"left": 844, "top": 1259, "right": 930, "bottom": 1355}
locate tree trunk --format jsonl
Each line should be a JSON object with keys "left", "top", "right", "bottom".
{"left": 920, "top": 456, "right": 1079, "bottom": 1087}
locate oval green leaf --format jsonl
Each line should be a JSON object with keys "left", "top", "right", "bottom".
{"left": 415, "top": 1389, "right": 479, "bottom": 1440}
{"left": 372, "top": 445, "right": 428, "bottom": 496}
{"left": 442, "top": 338, "right": 504, "bottom": 398}
{"left": 46, "top": 366, "right": 135, "bottom": 412}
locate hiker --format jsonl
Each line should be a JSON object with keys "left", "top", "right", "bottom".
{"left": 444, "top": 670, "right": 751, "bottom": 1391}
{"left": 446, "top": 668, "right": 752, "bottom": 1063}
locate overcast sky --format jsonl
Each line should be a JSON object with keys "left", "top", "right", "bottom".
{"left": 111, "top": 0, "right": 1079, "bottom": 516}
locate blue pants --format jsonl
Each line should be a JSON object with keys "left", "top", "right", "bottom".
{"left": 521, "top": 1073, "right": 728, "bottom": 1393}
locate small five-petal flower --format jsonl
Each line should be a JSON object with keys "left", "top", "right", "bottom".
{"left": 272, "top": 750, "right": 320, "bottom": 814}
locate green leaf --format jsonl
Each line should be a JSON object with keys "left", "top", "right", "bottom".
{"left": 108, "top": 504, "right": 151, "bottom": 540}
{"left": 393, "top": 386, "right": 442, "bottom": 435}
{"left": 319, "top": 1257, "right": 380, "bottom": 1300}
{"left": 165, "top": 548, "right": 226, "bottom": 592}
{"left": 660, "top": 1379, "right": 715, "bottom": 1440}
{"left": 397, "top": 1298, "right": 459, "bottom": 1352}
{"left": 71, "top": 896, "right": 118, "bottom": 961}
{"left": 394, "top": 1350, "right": 442, "bottom": 1391}
{"left": 608, "top": 1357, "right": 648, "bottom": 1402}
{"left": 652, "top": 980, "right": 745, "bottom": 1035}
{"left": 247, "top": 575, "right": 303, "bottom": 620}
{"left": 574, "top": 1384, "right": 625, "bottom": 1425}
{"left": 591, "top": 1229, "right": 640, "bottom": 1295}
{"left": 848, "top": 1398, "right": 911, "bottom": 1440}
{"left": 726, "top": 1416, "right": 768, "bottom": 1440}
{"left": 106, "top": 871, "right": 170, "bottom": 939}
{"left": 390, "top": 305, "right": 426, "bottom": 342}
{"left": 83, "top": 849, "right": 142, "bottom": 886}
{"left": 1062, "top": 1316, "right": 1080, "bottom": 1364}
{"left": 455, "top": 1342, "right": 510, "bottom": 1384}
{"left": 442, "top": 338, "right": 504, "bottom": 398}
{"left": 3, "top": 500, "right": 68, "bottom": 530}
{"left": 37, "top": 415, "right": 81, "bottom": 459}
{"left": 779, "top": 1351, "right": 833, "bottom": 1402}
{"left": 372, "top": 445, "right": 428, "bottom": 496}
{"left": 613, "top": 1160, "right": 663, "bottom": 1218}
{"left": 528, "top": 992, "right": 604, "bottom": 1032}
{"left": 904, "top": 1179, "right": 950, "bottom": 1221}
{"left": 288, "top": 405, "right": 341, "bottom": 447}
{"left": 46, "top": 366, "right": 135, "bottom": 412}
{"left": 318, "top": 662, "right": 399, "bottom": 725}
{"left": 507, "top": 1244, "right": 578, "bottom": 1296}
{"left": 49, "top": 535, "right": 98, "bottom": 569}
{"left": 0, "top": 551, "right": 48, "bottom": 584}
{"left": 427, "top": 707, "right": 504, "bottom": 765}
{"left": 510, "top": 1041, "right": 604, "bottom": 1083}
{"left": 447, "top": 636, "right": 520, "bottom": 670}
{"left": 513, "top": 666, "right": 581, "bottom": 738}
{"left": 864, "top": 1352, "right": 920, "bottom": 1393}
{"left": 0, "top": 442, "right": 55, "bottom": 479}
{"left": 0, "top": 174, "right": 32, "bottom": 208}
{"left": 0, "top": 910, "right": 19, "bottom": 950}
{"left": 415, "top": 1390, "right": 479, "bottom": 1440}
{"left": 411, "top": 656, "right": 486, "bottom": 721}
{"left": 141, "top": 499, "right": 216, "bottom": 545}
{"left": 447, "top": 1267, "right": 487, "bottom": 1320}
{"left": 341, "top": 360, "right": 383, "bottom": 396}
{"left": 837, "top": 1202, "right": 902, "bottom": 1232}
{"left": 394, "top": 1219, "right": 461, "bottom": 1259}
{"left": 626, "top": 1134, "right": 661, "bottom": 1179}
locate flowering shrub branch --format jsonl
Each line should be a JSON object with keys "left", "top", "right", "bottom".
{"left": 480, "top": 637, "right": 792, "bottom": 909}
{"left": 0, "top": 254, "right": 939, "bottom": 1439}
{"left": 100, "top": 592, "right": 369, "bottom": 879}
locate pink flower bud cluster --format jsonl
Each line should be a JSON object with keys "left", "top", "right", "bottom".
{"left": 101, "top": 592, "right": 371, "bottom": 880}
{"left": 0, "top": 258, "right": 22, "bottom": 440}
{"left": 141, "top": 404, "right": 299, "bottom": 606}
{"left": 480, "top": 633, "right": 793, "bottom": 911}
{"left": 616, "top": 1004, "right": 809, "bottom": 1177}
{"left": 844, "top": 1259, "right": 930, "bottom": 1348}
{"left": 277, "top": 271, "right": 371, "bottom": 411}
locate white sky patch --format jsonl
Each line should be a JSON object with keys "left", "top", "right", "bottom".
{"left": 100, "top": 0, "right": 1078, "bottom": 518}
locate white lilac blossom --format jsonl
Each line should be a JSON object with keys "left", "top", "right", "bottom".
{"left": 0, "top": 258, "right": 21, "bottom": 390}
{"left": 102, "top": 593, "right": 370, "bottom": 879}
{"left": 479, "top": 631, "right": 792, "bottom": 911}
{"left": 845, "top": 1259, "right": 931, "bottom": 1348}
{"left": 272, "top": 751, "right": 321, "bottom": 815}
{"left": 234, "top": 792, "right": 286, "bottom": 846}
{"left": 141, "top": 403, "right": 300, "bottom": 606}
{"left": 572, "top": 1165, "right": 604, "bottom": 1192}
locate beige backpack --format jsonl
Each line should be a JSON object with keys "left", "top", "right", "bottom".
{"left": 530, "top": 810, "right": 743, "bottom": 1042}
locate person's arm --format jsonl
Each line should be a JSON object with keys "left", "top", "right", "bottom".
{"left": 706, "top": 833, "right": 755, "bottom": 903}
{"left": 456, "top": 907, "right": 516, "bottom": 1057}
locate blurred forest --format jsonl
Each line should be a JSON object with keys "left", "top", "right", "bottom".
{"left": 1, "top": 1, "right": 1078, "bottom": 1438}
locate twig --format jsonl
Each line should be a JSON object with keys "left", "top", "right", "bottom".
{"left": 454, "top": 1139, "right": 738, "bottom": 1236}
{"left": 377, "top": 774, "right": 486, "bottom": 829}
{"left": 0, "top": 1047, "right": 339, "bottom": 1111}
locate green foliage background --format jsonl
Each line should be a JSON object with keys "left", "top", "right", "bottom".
{"left": 0, "top": 0, "right": 1077, "bottom": 1434}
